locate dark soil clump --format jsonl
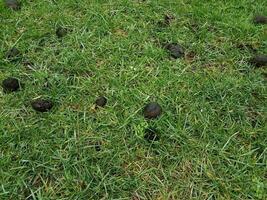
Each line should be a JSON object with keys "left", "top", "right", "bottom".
{"left": 144, "top": 102, "right": 162, "bottom": 119}
{"left": 250, "top": 55, "right": 267, "bottom": 68}
{"left": 165, "top": 43, "right": 185, "bottom": 59}
{"left": 5, "top": 0, "right": 21, "bottom": 10}
{"left": 95, "top": 96, "right": 107, "bottom": 108}
{"left": 144, "top": 128, "right": 160, "bottom": 142}
{"left": 31, "top": 99, "right": 53, "bottom": 112}
{"left": 56, "top": 27, "right": 68, "bottom": 38}
{"left": 5, "top": 47, "right": 21, "bottom": 61}
{"left": 2, "top": 77, "right": 20, "bottom": 92}
{"left": 253, "top": 15, "right": 267, "bottom": 25}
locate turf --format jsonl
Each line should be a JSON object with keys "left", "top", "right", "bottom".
{"left": 0, "top": 0, "right": 267, "bottom": 199}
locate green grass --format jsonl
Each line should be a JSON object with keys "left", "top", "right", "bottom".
{"left": 0, "top": 0, "right": 266, "bottom": 199}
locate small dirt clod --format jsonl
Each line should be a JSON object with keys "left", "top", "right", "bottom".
{"left": 144, "top": 128, "right": 160, "bottom": 142}
{"left": 95, "top": 96, "right": 107, "bottom": 108}
{"left": 56, "top": 27, "right": 68, "bottom": 38}
{"left": 5, "top": 0, "right": 21, "bottom": 10}
{"left": 2, "top": 77, "right": 20, "bottom": 92}
{"left": 31, "top": 99, "right": 53, "bottom": 112}
{"left": 144, "top": 102, "right": 162, "bottom": 119}
{"left": 253, "top": 15, "right": 267, "bottom": 24}
{"left": 250, "top": 55, "right": 267, "bottom": 68}
{"left": 165, "top": 43, "right": 185, "bottom": 59}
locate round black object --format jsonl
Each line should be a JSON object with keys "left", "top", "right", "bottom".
{"left": 165, "top": 43, "right": 184, "bottom": 59}
{"left": 5, "top": 0, "right": 21, "bottom": 10}
{"left": 56, "top": 27, "right": 68, "bottom": 38}
{"left": 31, "top": 99, "right": 53, "bottom": 112}
{"left": 253, "top": 15, "right": 267, "bottom": 24}
{"left": 144, "top": 102, "right": 162, "bottom": 119}
{"left": 95, "top": 96, "right": 107, "bottom": 108}
{"left": 2, "top": 77, "right": 20, "bottom": 92}
{"left": 144, "top": 128, "right": 160, "bottom": 142}
{"left": 250, "top": 55, "right": 267, "bottom": 68}
{"left": 5, "top": 47, "right": 21, "bottom": 61}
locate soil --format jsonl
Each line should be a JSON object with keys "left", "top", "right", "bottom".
{"left": 165, "top": 43, "right": 185, "bottom": 59}
{"left": 95, "top": 96, "right": 107, "bottom": 108}
{"left": 143, "top": 102, "right": 162, "bottom": 119}
{"left": 56, "top": 27, "right": 68, "bottom": 38}
{"left": 250, "top": 55, "right": 267, "bottom": 68}
{"left": 2, "top": 77, "right": 20, "bottom": 92}
{"left": 5, "top": 0, "right": 21, "bottom": 10}
{"left": 253, "top": 15, "right": 267, "bottom": 25}
{"left": 31, "top": 99, "right": 53, "bottom": 112}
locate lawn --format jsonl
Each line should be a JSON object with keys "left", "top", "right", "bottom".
{"left": 0, "top": 0, "right": 266, "bottom": 199}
